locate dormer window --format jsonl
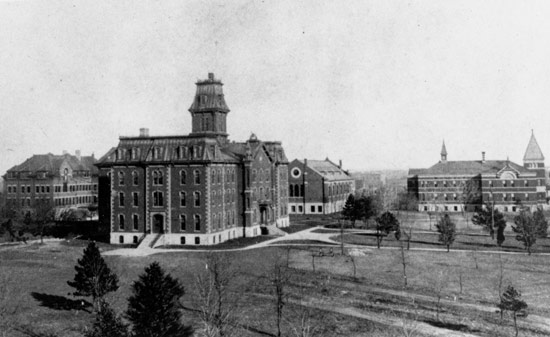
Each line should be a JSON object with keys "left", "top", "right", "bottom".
{"left": 199, "top": 95, "right": 208, "bottom": 105}
{"left": 153, "top": 147, "right": 161, "bottom": 159}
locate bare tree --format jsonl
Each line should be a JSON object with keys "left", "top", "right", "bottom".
{"left": 195, "top": 253, "right": 240, "bottom": 337}
{"left": 399, "top": 243, "right": 408, "bottom": 288}
{"left": 269, "top": 257, "right": 292, "bottom": 337}
{"left": 432, "top": 270, "right": 447, "bottom": 322}
{"left": 287, "top": 307, "right": 321, "bottom": 337}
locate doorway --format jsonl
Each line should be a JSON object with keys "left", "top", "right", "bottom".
{"left": 152, "top": 214, "right": 164, "bottom": 234}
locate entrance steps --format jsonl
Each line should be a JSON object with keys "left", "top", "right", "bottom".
{"left": 263, "top": 225, "right": 288, "bottom": 236}
{"left": 137, "top": 233, "right": 162, "bottom": 249}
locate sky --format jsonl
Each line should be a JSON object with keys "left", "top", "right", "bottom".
{"left": 1, "top": 0, "right": 550, "bottom": 175}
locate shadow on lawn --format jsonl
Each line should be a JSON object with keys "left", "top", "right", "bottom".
{"left": 30, "top": 292, "right": 92, "bottom": 312}
{"left": 423, "top": 319, "right": 479, "bottom": 333}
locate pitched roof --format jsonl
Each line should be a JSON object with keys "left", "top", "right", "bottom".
{"left": 409, "top": 160, "right": 530, "bottom": 177}
{"left": 523, "top": 131, "right": 544, "bottom": 161}
{"left": 295, "top": 159, "right": 352, "bottom": 181}
{"left": 7, "top": 153, "right": 98, "bottom": 175}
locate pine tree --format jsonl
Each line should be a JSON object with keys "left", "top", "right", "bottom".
{"left": 67, "top": 241, "right": 119, "bottom": 311}
{"left": 498, "top": 285, "right": 528, "bottom": 337}
{"left": 85, "top": 301, "right": 129, "bottom": 337}
{"left": 436, "top": 214, "right": 456, "bottom": 252}
{"left": 126, "top": 262, "right": 193, "bottom": 337}
{"left": 513, "top": 211, "right": 538, "bottom": 255}
{"left": 472, "top": 204, "right": 507, "bottom": 246}
{"left": 341, "top": 194, "right": 356, "bottom": 226}
{"left": 533, "top": 208, "right": 548, "bottom": 238}
{"left": 374, "top": 211, "right": 400, "bottom": 248}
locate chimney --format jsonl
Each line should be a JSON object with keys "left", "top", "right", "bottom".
{"left": 482, "top": 151, "right": 486, "bottom": 163}
{"left": 304, "top": 158, "right": 308, "bottom": 167}
{"left": 139, "top": 128, "right": 149, "bottom": 137}
{"left": 75, "top": 150, "right": 81, "bottom": 161}
{"left": 208, "top": 73, "right": 214, "bottom": 80}
{"left": 339, "top": 159, "right": 342, "bottom": 169}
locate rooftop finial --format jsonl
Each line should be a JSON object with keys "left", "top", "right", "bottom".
{"left": 440, "top": 140, "right": 447, "bottom": 163}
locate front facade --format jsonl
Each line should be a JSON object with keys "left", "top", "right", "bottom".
{"left": 3, "top": 151, "right": 98, "bottom": 216}
{"left": 288, "top": 158, "right": 355, "bottom": 214}
{"left": 96, "top": 73, "right": 289, "bottom": 246}
{"left": 408, "top": 133, "right": 547, "bottom": 213}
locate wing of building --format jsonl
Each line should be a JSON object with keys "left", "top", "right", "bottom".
{"left": 3, "top": 151, "right": 98, "bottom": 217}
{"left": 407, "top": 133, "right": 547, "bottom": 213}
{"left": 288, "top": 158, "right": 355, "bottom": 214}
{"left": 95, "top": 73, "right": 290, "bottom": 246}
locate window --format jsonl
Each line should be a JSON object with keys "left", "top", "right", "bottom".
{"left": 119, "top": 214, "right": 125, "bottom": 229}
{"left": 180, "top": 170, "right": 187, "bottom": 185}
{"left": 217, "top": 169, "right": 222, "bottom": 184}
{"left": 119, "top": 236, "right": 124, "bottom": 244}
{"left": 525, "top": 180, "right": 529, "bottom": 187}
{"left": 195, "top": 237, "right": 200, "bottom": 245}
{"left": 180, "top": 192, "right": 186, "bottom": 207}
{"left": 291, "top": 205, "right": 296, "bottom": 213}
{"left": 454, "top": 206, "right": 458, "bottom": 211}
{"left": 252, "top": 170, "right": 257, "bottom": 182}
{"left": 132, "top": 171, "right": 139, "bottom": 185}
{"left": 180, "top": 237, "right": 186, "bottom": 245}
{"left": 133, "top": 236, "right": 138, "bottom": 244}
{"left": 46, "top": 186, "right": 50, "bottom": 193}
{"left": 119, "top": 192, "right": 125, "bottom": 206}
{"left": 118, "top": 172, "right": 124, "bottom": 185}
{"left": 194, "top": 215, "right": 201, "bottom": 231}
{"left": 194, "top": 192, "right": 201, "bottom": 207}
{"left": 153, "top": 170, "right": 163, "bottom": 185}
{"left": 133, "top": 192, "right": 139, "bottom": 207}
{"left": 194, "top": 170, "right": 201, "bottom": 184}
{"left": 180, "top": 214, "right": 186, "bottom": 231}
{"left": 133, "top": 214, "right": 139, "bottom": 230}
{"left": 153, "top": 191, "right": 164, "bottom": 207}
{"left": 318, "top": 206, "right": 322, "bottom": 213}
{"left": 298, "top": 205, "right": 303, "bottom": 213}
{"left": 153, "top": 147, "right": 161, "bottom": 159}
{"left": 310, "top": 205, "right": 315, "bottom": 213}
{"left": 35, "top": 186, "right": 39, "bottom": 193}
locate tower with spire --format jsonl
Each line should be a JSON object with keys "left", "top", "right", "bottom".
{"left": 523, "top": 130, "right": 546, "bottom": 182}
{"left": 440, "top": 140, "right": 447, "bottom": 163}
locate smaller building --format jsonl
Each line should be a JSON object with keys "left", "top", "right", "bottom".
{"left": 288, "top": 158, "right": 355, "bottom": 214}
{"left": 3, "top": 151, "right": 98, "bottom": 217}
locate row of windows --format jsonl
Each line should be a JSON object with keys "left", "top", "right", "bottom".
{"left": 420, "top": 179, "right": 541, "bottom": 188}
{"left": 117, "top": 170, "right": 202, "bottom": 186}
{"left": 251, "top": 169, "right": 271, "bottom": 183}
{"left": 420, "top": 193, "right": 532, "bottom": 201}
{"left": 55, "top": 195, "right": 96, "bottom": 206}
{"left": 290, "top": 205, "right": 323, "bottom": 213}
{"left": 212, "top": 168, "right": 237, "bottom": 184}
{"left": 116, "top": 145, "right": 204, "bottom": 161}
{"left": 118, "top": 235, "right": 207, "bottom": 245}
{"left": 119, "top": 214, "right": 202, "bottom": 231}
{"left": 288, "top": 183, "right": 351, "bottom": 198}
{"left": 118, "top": 191, "right": 203, "bottom": 208}
{"left": 7, "top": 185, "right": 51, "bottom": 194}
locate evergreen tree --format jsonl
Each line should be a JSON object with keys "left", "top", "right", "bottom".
{"left": 341, "top": 194, "right": 356, "bottom": 226}
{"left": 436, "top": 214, "right": 456, "bottom": 252}
{"left": 126, "top": 262, "right": 193, "bottom": 337}
{"left": 85, "top": 301, "right": 129, "bottom": 337}
{"left": 67, "top": 241, "right": 119, "bottom": 311}
{"left": 374, "top": 211, "right": 400, "bottom": 248}
{"left": 498, "top": 285, "right": 528, "bottom": 337}
{"left": 472, "top": 204, "right": 507, "bottom": 246}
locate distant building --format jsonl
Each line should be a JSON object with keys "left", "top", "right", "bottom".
{"left": 3, "top": 151, "right": 98, "bottom": 216}
{"left": 408, "top": 132, "right": 547, "bottom": 213}
{"left": 288, "top": 158, "right": 355, "bottom": 214}
{"left": 96, "top": 73, "right": 290, "bottom": 246}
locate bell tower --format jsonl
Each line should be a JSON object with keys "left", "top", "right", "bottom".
{"left": 188, "top": 73, "right": 230, "bottom": 141}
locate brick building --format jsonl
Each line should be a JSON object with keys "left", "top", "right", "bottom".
{"left": 288, "top": 158, "right": 355, "bottom": 214}
{"left": 408, "top": 132, "right": 547, "bottom": 213}
{"left": 96, "top": 73, "right": 290, "bottom": 246}
{"left": 3, "top": 151, "right": 98, "bottom": 216}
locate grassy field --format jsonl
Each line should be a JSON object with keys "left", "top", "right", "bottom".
{"left": 2, "top": 222, "right": 550, "bottom": 336}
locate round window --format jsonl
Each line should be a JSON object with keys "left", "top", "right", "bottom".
{"left": 291, "top": 168, "right": 301, "bottom": 178}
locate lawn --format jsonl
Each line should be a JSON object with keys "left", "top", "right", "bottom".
{"left": 335, "top": 230, "right": 550, "bottom": 254}
{"left": 2, "top": 237, "right": 550, "bottom": 337}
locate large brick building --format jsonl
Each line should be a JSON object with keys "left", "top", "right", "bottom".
{"left": 96, "top": 73, "right": 290, "bottom": 246}
{"left": 288, "top": 158, "right": 355, "bottom": 214}
{"left": 408, "top": 132, "right": 547, "bottom": 213}
{"left": 3, "top": 151, "right": 98, "bottom": 216}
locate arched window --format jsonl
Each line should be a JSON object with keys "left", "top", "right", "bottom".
{"left": 132, "top": 171, "right": 138, "bottom": 185}
{"left": 289, "top": 184, "right": 294, "bottom": 197}
{"left": 194, "top": 170, "right": 201, "bottom": 184}
{"left": 153, "top": 170, "right": 163, "bottom": 185}
{"left": 180, "top": 192, "right": 186, "bottom": 207}
{"left": 217, "top": 169, "right": 222, "bottom": 184}
{"left": 294, "top": 185, "right": 300, "bottom": 197}
{"left": 194, "top": 192, "right": 201, "bottom": 207}
{"left": 180, "top": 170, "right": 187, "bottom": 185}
{"left": 119, "top": 214, "right": 125, "bottom": 229}
{"left": 194, "top": 214, "right": 201, "bottom": 231}
{"left": 118, "top": 172, "right": 124, "bottom": 186}
{"left": 180, "top": 214, "right": 186, "bottom": 231}
{"left": 252, "top": 170, "right": 257, "bottom": 182}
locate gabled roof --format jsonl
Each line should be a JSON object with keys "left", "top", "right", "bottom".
{"left": 294, "top": 158, "right": 352, "bottom": 181}
{"left": 7, "top": 153, "right": 98, "bottom": 175}
{"left": 408, "top": 160, "right": 531, "bottom": 177}
{"left": 523, "top": 131, "right": 544, "bottom": 162}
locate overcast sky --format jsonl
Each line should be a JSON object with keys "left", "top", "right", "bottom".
{"left": 1, "top": 0, "right": 550, "bottom": 175}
